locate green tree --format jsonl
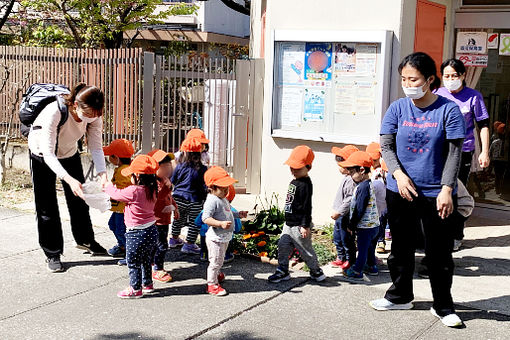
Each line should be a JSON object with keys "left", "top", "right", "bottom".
{"left": 20, "top": 0, "right": 197, "bottom": 48}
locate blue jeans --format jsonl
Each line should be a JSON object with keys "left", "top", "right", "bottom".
{"left": 352, "top": 227, "right": 379, "bottom": 273}
{"left": 377, "top": 213, "right": 388, "bottom": 243}
{"left": 126, "top": 225, "right": 158, "bottom": 290}
{"left": 108, "top": 212, "right": 126, "bottom": 248}
{"left": 153, "top": 224, "right": 169, "bottom": 271}
{"left": 332, "top": 218, "right": 356, "bottom": 262}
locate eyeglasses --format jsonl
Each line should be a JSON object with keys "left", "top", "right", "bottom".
{"left": 443, "top": 73, "right": 461, "bottom": 80}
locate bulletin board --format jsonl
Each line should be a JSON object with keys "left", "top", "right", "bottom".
{"left": 271, "top": 30, "right": 393, "bottom": 145}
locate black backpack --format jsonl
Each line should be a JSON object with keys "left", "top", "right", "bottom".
{"left": 19, "top": 83, "right": 70, "bottom": 137}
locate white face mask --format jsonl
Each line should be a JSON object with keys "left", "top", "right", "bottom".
{"left": 77, "top": 110, "right": 97, "bottom": 124}
{"left": 402, "top": 82, "right": 428, "bottom": 100}
{"left": 443, "top": 79, "right": 462, "bottom": 92}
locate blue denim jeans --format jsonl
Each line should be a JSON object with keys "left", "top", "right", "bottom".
{"left": 153, "top": 224, "right": 169, "bottom": 271}
{"left": 377, "top": 213, "right": 388, "bottom": 243}
{"left": 126, "top": 225, "right": 158, "bottom": 290}
{"left": 108, "top": 212, "right": 126, "bottom": 248}
{"left": 352, "top": 227, "right": 379, "bottom": 273}
{"left": 332, "top": 218, "right": 356, "bottom": 262}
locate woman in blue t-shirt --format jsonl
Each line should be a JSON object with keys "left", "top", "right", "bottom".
{"left": 369, "top": 53, "right": 466, "bottom": 328}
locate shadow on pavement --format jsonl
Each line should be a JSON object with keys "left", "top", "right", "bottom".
{"left": 90, "top": 333, "right": 164, "bottom": 340}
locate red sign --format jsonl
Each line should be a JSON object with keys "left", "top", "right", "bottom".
{"left": 456, "top": 54, "right": 488, "bottom": 67}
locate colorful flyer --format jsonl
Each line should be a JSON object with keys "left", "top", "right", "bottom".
{"left": 334, "top": 43, "right": 357, "bottom": 74}
{"left": 303, "top": 88, "right": 325, "bottom": 122}
{"left": 279, "top": 42, "right": 306, "bottom": 86}
{"left": 304, "top": 43, "right": 332, "bottom": 87}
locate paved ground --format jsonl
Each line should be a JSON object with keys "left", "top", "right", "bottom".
{"left": 1, "top": 197, "right": 510, "bottom": 339}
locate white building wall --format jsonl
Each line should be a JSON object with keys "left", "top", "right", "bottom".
{"left": 202, "top": 0, "right": 250, "bottom": 37}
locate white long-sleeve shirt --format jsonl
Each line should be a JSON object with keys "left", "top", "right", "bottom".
{"left": 28, "top": 101, "right": 106, "bottom": 179}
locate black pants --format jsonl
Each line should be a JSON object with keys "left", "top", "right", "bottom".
{"left": 30, "top": 152, "right": 95, "bottom": 258}
{"left": 384, "top": 190, "right": 456, "bottom": 316}
{"left": 458, "top": 151, "right": 473, "bottom": 185}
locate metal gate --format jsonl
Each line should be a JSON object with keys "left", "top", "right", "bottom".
{"left": 142, "top": 53, "right": 263, "bottom": 193}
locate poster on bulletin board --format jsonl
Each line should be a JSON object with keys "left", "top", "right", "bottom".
{"left": 304, "top": 43, "right": 333, "bottom": 87}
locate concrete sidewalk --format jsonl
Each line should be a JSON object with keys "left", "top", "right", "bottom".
{"left": 1, "top": 201, "right": 509, "bottom": 339}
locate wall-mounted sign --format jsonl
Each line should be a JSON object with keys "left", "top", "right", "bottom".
{"left": 499, "top": 34, "right": 510, "bottom": 56}
{"left": 456, "top": 32, "right": 487, "bottom": 54}
{"left": 457, "top": 54, "right": 488, "bottom": 67}
{"left": 488, "top": 33, "right": 499, "bottom": 50}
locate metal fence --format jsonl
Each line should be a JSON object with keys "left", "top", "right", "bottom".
{"left": 0, "top": 46, "right": 144, "bottom": 147}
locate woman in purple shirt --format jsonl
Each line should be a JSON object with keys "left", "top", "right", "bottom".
{"left": 436, "top": 58, "right": 490, "bottom": 184}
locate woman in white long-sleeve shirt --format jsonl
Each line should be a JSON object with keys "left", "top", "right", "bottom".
{"left": 28, "top": 83, "right": 108, "bottom": 272}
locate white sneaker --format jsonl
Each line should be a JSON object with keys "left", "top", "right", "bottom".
{"left": 453, "top": 239, "right": 462, "bottom": 252}
{"left": 369, "top": 298, "right": 413, "bottom": 311}
{"left": 430, "top": 307, "right": 463, "bottom": 327}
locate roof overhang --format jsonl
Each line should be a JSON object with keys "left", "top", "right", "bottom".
{"left": 124, "top": 29, "right": 249, "bottom": 46}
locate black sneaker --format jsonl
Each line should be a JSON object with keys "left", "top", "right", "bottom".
{"left": 268, "top": 268, "right": 291, "bottom": 283}
{"left": 46, "top": 256, "right": 65, "bottom": 273}
{"left": 310, "top": 269, "right": 326, "bottom": 282}
{"left": 76, "top": 241, "right": 107, "bottom": 255}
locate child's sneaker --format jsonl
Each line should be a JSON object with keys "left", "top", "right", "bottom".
{"left": 117, "top": 258, "right": 127, "bottom": 266}
{"left": 330, "top": 258, "right": 346, "bottom": 267}
{"left": 152, "top": 270, "right": 172, "bottom": 283}
{"left": 207, "top": 284, "right": 227, "bottom": 296}
{"left": 268, "top": 268, "right": 291, "bottom": 283}
{"left": 117, "top": 287, "right": 142, "bottom": 299}
{"left": 181, "top": 243, "right": 201, "bottom": 254}
{"left": 224, "top": 252, "right": 234, "bottom": 263}
{"left": 107, "top": 245, "right": 125, "bottom": 257}
{"left": 310, "top": 269, "right": 326, "bottom": 282}
{"left": 369, "top": 298, "right": 413, "bottom": 311}
{"left": 169, "top": 237, "right": 184, "bottom": 248}
{"left": 340, "top": 261, "right": 351, "bottom": 271}
{"left": 363, "top": 264, "right": 379, "bottom": 276}
{"left": 142, "top": 284, "right": 155, "bottom": 294}
{"left": 76, "top": 241, "right": 107, "bottom": 255}
{"left": 342, "top": 267, "right": 364, "bottom": 281}
{"left": 376, "top": 241, "right": 386, "bottom": 254}
{"left": 218, "top": 272, "right": 225, "bottom": 283}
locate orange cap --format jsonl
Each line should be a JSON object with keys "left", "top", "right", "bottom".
{"left": 226, "top": 184, "right": 236, "bottom": 202}
{"left": 121, "top": 155, "right": 159, "bottom": 176}
{"left": 497, "top": 123, "right": 506, "bottom": 134}
{"left": 103, "top": 139, "right": 134, "bottom": 158}
{"left": 380, "top": 159, "right": 388, "bottom": 172}
{"left": 331, "top": 145, "right": 359, "bottom": 160}
{"left": 284, "top": 145, "right": 314, "bottom": 169}
{"left": 339, "top": 151, "right": 373, "bottom": 168}
{"left": 148, "top": 149, "right": 175, "bottom": 163}
{"left": 204, "top": 166, "right": 238, "bottom": 187}
{"left": 180, "top": 137, "right": 202, "bottom": 152}
{"left": 365, "top": 142, "right": 381, "bottom": 160}
{"left": 186, "top": 129, "right": 210, "bottom": 144}
{"left": 494, "top": 121, "right": 503, "bottom": 130}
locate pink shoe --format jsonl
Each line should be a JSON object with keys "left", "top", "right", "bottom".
{"left": 207, "top": 284, "right": 227, "bottom": 296}
{"left": 117, "top": 287, "right": 142, "bottom": 299}
{"left": 142, "top": 284, "right": 155, "bottom": 294}
{"left": 330, "top": 258, "right": 346, "bottom": 267}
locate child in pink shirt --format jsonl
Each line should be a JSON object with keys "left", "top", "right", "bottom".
{"left": 105, "top": 155, "right": 160, "bottom": 299}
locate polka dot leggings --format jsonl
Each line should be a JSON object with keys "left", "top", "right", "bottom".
{"left": 126, "top": 225, "right": 158, "bottom": 290}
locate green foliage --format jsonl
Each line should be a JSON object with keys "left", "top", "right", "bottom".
{"left": 18, "top": 0, "right": 197, "bottom": 48}
{"left": 28, "top": 22, "right": 73, "bottom": 47}
{"left": 312, "top": 242, "right": 336, "bottom": 266}
{"left": 243, "top": 193, "right": 285, "bottom": 235}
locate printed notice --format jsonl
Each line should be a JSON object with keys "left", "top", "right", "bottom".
{"left": 280, "top": 87, "right": 303, "bottom": 127}
{"left": 280, "top": 42, "right": 306, "bottom": 86}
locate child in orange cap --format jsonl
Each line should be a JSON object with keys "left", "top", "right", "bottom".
{"left": 202, "top": 166, "right": 247, "bottom": 296}
{"left": 170, "top": 138, "right": 208, "bottom": 254}
{"left": 268, "top": 145, "right": 326, "bottom": 283}
{"left": 148, "top": 149, "right": 179, "bottom": 283}
{"left": 173, "top": 129, "right": 211, "bottom": 167}
{"left": 330, "top": 145, "right": 359, "bottom": 270}
{"left": 338, "top": 151, "right": 380, "bottom": 281}
{"left": 105, "top": 155, "right": 160, "bottom": 298}
{"left": 102, "top": 139, "right": 135, "bottom": 261}
{"left": 365, "top": 142, "right": 389, "bottom": 254}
